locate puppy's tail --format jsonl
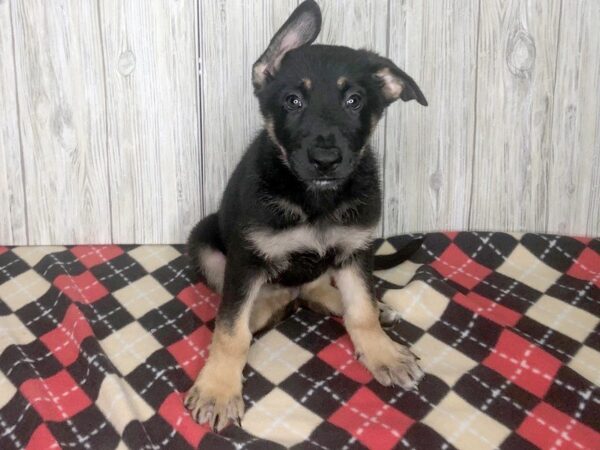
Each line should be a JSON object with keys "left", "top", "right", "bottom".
{"left": 186, "top": 213, "right": 226, "bottom": 294}
{"left": 373, "top": 237, "right": 424, "bottom": 271}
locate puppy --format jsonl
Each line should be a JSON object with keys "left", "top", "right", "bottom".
{"left": 185, "top": 0, "right": 428, "bottom": 431}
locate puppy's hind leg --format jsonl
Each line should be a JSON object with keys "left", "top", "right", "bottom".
{"left": 249, "top": 285, "right": 299, "bottom": 334}
{"left": 187, "top": 213, "right": 226, "bottom": 294}
{"left": 299, "top": 273, "right": 344, "bottom": 316}
{"left": 299, "top": 272, "right": 398, "bottom": 326}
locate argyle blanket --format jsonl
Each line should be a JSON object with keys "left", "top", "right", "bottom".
{"left": 0, "top": 232, "right": 598, "bottom": 450}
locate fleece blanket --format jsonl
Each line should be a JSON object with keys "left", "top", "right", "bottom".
{"left": 0, "top": 232, "right": 598, "bottom": 450}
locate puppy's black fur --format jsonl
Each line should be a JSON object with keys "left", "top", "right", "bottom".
{"left": 188, "top": 1, "right": 426, "bottom": 301}
{"left": 185, "top": 0, "right": 427, "bottom": 430}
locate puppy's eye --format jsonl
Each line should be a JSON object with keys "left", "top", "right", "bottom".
{"left": 345, "top": 94, "right": 362, "bottom": 111}
{"left": 285, "top": 94, "right": 303, "bottom": 111}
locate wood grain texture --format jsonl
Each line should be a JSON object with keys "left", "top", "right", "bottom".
{"left": 383, "top": 0, "right": 479, "bottom": 235}
{"left": 199, "top": 0, "right": 299, "bottom": 215}
{"left": 11, "top": 0, "right": 111, "bottom": 244}
{"left": 316, "top": 0, "right": 388, "bottom": 236}
{"left": 100, "top": 0, "right": 201, "bottom": 243}
{"left": 548, "top": 0, "right": 600, "bottom": 236}
{"left": 1, "top": 0, "right": 599, "bottom": 244}
{"left": 469, "top": 0, "right": 562, "bottom": 233}
{"left": 0, "top": 0, "right": 27, "bottom": 244}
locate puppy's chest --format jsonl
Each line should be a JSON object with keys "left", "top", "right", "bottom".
{"left": 246, "top": 223, "right": 374, "bottom": 263}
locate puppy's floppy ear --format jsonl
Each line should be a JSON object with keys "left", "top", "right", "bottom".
{"left": 252, "top": 0, "right": 322, "bottom": 91}
{"left": 371, "top": 56, "right": 428, "bottom": 106}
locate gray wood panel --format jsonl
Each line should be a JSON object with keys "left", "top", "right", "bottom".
{"left": 100, "top": 0, "right": 201, "bottom": 243}
{"left": 11, "top": 0, "right": 111, "bottom": 244}
{"left": 469, "top": 0, "right": 561, "bottom": 233}
{"left": 383, "top": 0, "right": 479, "bottom": 235}
{"left": 0, "top": 0, "right": 27, "bottom": 244}
{"left": 1, "top": 0, "right": 599, "bottom": 244}
{"left": 548, "top": 0, "right": 600, "bottom": 236}
{"left": 199, "top": 0, "right": 299, "bottom": 215}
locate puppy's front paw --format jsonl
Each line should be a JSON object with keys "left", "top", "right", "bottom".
{"left": 377, "top": 302, "right": 402, "bottom": 327}
{"left": 184, "top": 378, "right": 244, "bottom": 431}
{"left": 358, "top": 339, "right": 424, "bottom": 389}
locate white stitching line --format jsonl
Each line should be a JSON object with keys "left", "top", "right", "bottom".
{"left": 0, "top": 375, "right": 22, "bottom": 448}
{"left": 454, "top": 363, "right": 592, "bottom": 450}
{"left": 344, "top": 246, "right": 502, "bottom": 448}
{"left": 446, "top": 238, "right": 561, "bottom": 445}
{"left": 246, "top": 317, "right": 343, "bottom": 449}
{"left": 459, "top": 233, "right": 600, "bottom": 374}
{"left": 239, "top": 231, "right": 600, "bottom": 450}
{"left": 388, "top": 234, "right": 599, "bottom": 448}
{"left": 550, "top": 388, "right": 593, "bottom": 450}
{"left": 1, "top": 249, "right": 137, "bottom": 332}
{"left": 545, "top": 269, "right": 599, "bottom": 450}
{"left": 245, "top": 327, "right": 331, "bottom": 448}
{"left": 0, "top": 263, "right": 92, "bottom": 450}
{"left": 0, "top": 271, "right": 50, "bottom": 304}
{"left": 538, "top": 234, "right": 599, "bottom": 277}
{"left": 417, "top": 232, "right": 598, "bottom": 304}
{"left": 0, "top": 247, "right": 254, "bottom": 450}
{"left": 386, "top": 268, "right": 600, "bottom": 376}
{"left": 0, "top": 255, "right": 215, "bottom": 376}
{"left": 246, "top": 315, "right": 408, "bottom": 450}
{"left": 0, "top": 257, "right": 22, "bottom": 273}
{"left": 8, "top": 252, "right": 161, "bottom": 449}
{"left": 250, "top": 310, "right": 515, "bottom": 450}
{"left": 298, "top": 311, "right": 505, "bottom": 450}
{"left": 381, "top": 237, "right": 599, "bottom": 394}
{"left": 2, "top": 241, "right": 596, "bottom": 450}
{"left": 383, "top": 271, "right": 600, "bottom": 404}
{"left": 130, "top": 246, "right": 261, "bottom": 450}
{"left": 470, "top": 233, "right": 598, "bottom": 304}
{"left": 420, "top": 242, "right": 599, "bottom": 337}
{"left": 1, "top": 315, "right": 189, "bottom": 446}
{"left": 384, "top": 242, "right": 502, "bottom": 449}
{"left": 89, "top": 246, "right": 206, "bottom": 364}
{"left": 245, "top": 301, "right": 599, "bottom": 450}
{"left": 445, "top": 238, "right": 560, "bottom": 447}
{"left": 48, "top": 246, "right": 258, "bottom": 450}
{"left": 255, "top": 311, "right": 416, "bottom": 450}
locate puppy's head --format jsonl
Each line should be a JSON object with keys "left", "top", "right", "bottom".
{"left": 253, "top": 0, "right": 427, "bottom": 190}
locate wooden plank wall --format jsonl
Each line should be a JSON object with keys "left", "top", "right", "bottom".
{"left": 0, "top": 0, "right": 598, "bottom": 244}
{"left": 0, "top": 0, "right": 26, "bottom": 244}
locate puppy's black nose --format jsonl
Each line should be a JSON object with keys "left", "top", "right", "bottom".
{"left": 308, "top": 147, "right": 342, "bottom": 173}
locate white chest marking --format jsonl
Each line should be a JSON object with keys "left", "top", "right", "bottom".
{"left": 247, "top": 225, "right": 375, "bottom": 261}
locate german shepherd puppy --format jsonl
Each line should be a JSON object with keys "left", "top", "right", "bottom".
{"left": 185, "top": 0, "right": 428, "bottom": 430}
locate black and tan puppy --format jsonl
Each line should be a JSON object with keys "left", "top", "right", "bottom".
{"left": 185, "top": 0, "right": 428, "bottom": 430}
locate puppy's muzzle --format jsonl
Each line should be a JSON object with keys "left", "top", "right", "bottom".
{"left": 308, "top": 146, "right": 342, "bottom": 173}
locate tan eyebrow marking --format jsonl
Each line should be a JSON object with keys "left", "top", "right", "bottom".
{"left": 302, "top": 78, "right": 312, "bottom": 90}
{"left": 337, "top": 76, "right": 348, "bottom": 89}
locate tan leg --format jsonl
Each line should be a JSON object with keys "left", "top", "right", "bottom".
{"left": 299, "top": 273, "right": 398, "bottom": 324}
{"left": 249, "top": 284, "right": 298, "bottom": 333}
{"left": 299, "top": 272, "right": 344, "bottom": 316}
{"left": 197, "top": 247, "right": 226, "bottom": 294}
{"left": 334, "top": 263, "right": 423, "bottom": 388}
{"left": 185, "top": 277, "right": 262, "bottom": 430}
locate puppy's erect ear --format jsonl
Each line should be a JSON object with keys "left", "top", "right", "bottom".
{"left": 371, "top": 56, "right": 428, "bottom": 107}
{"left": 252, "top": 0, "right": 322, "bottom": 90}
